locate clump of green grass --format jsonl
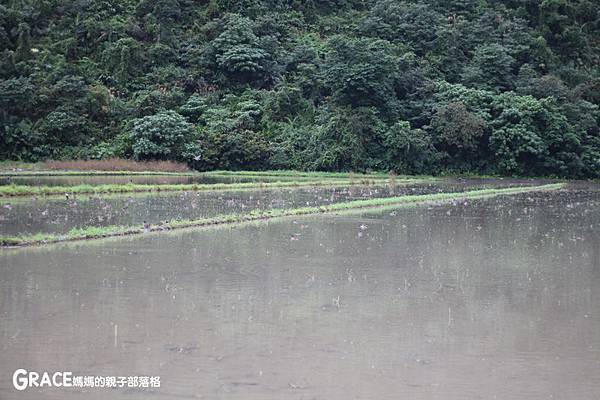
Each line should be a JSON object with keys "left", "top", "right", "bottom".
{"left": 0, "top": 183, "right": 564, "bottom": 247}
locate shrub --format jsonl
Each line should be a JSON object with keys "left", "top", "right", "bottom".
{"left": 130, "top": 110, "right": 194, "bottom": 161}
{"left": 383, "top": 121, "right": 438, "bottom": 174}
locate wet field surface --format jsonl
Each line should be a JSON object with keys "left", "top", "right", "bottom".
{"left": 0, "top": 179, "right": 539, "bottom": 236}
{"left": 0, "top": 174, "right": 358, "bottom": 187}
{"left": 1, "top": 182, "right": 598, "bottom": 399}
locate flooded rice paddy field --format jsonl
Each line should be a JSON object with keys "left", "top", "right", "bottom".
{"left": 0, "top": 173, "right": 357, "bottom": 187}
{"left": 0, "top": 183, "right": 599, "bottom": 399}
{"left": 0, "top": 179, "right": 543, "bottom": 236}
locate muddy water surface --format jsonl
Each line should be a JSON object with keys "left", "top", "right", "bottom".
{"left": 0, "top": 185, "right": 389, "bottom": 235}
{"left": 1, "top": 184, "right": 599, "bottom": 399}
{"left": 0, "top": 179, "right": 540, "bottom": 236}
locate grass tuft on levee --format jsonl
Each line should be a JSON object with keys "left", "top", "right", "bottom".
{"left": 0, "top": 183, "right": 564, "bottom": 247}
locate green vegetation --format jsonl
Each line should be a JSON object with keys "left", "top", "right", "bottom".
{"left": 0, "top": 177, "right": 404, "bottom": 197}
{"left": 1, "top": 1, "right": 598, "bottom": 178}
{"left": 0, "top": 183, "right": 564, "bottom": 247}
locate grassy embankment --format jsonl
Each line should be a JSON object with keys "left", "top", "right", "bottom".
{"left": 0, "top": 183, "right": 564, "bottom": 247}
{"left": 0, "top": 175, "right": 405, "bottom": 197}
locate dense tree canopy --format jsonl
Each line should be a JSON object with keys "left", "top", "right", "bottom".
{"left": 0, "top": 0, "right": 599, "bottom": 177}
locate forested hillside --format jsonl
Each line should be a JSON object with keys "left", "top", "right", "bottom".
{"left": 1, "top": 0, "right": 599, "bottom": 177}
